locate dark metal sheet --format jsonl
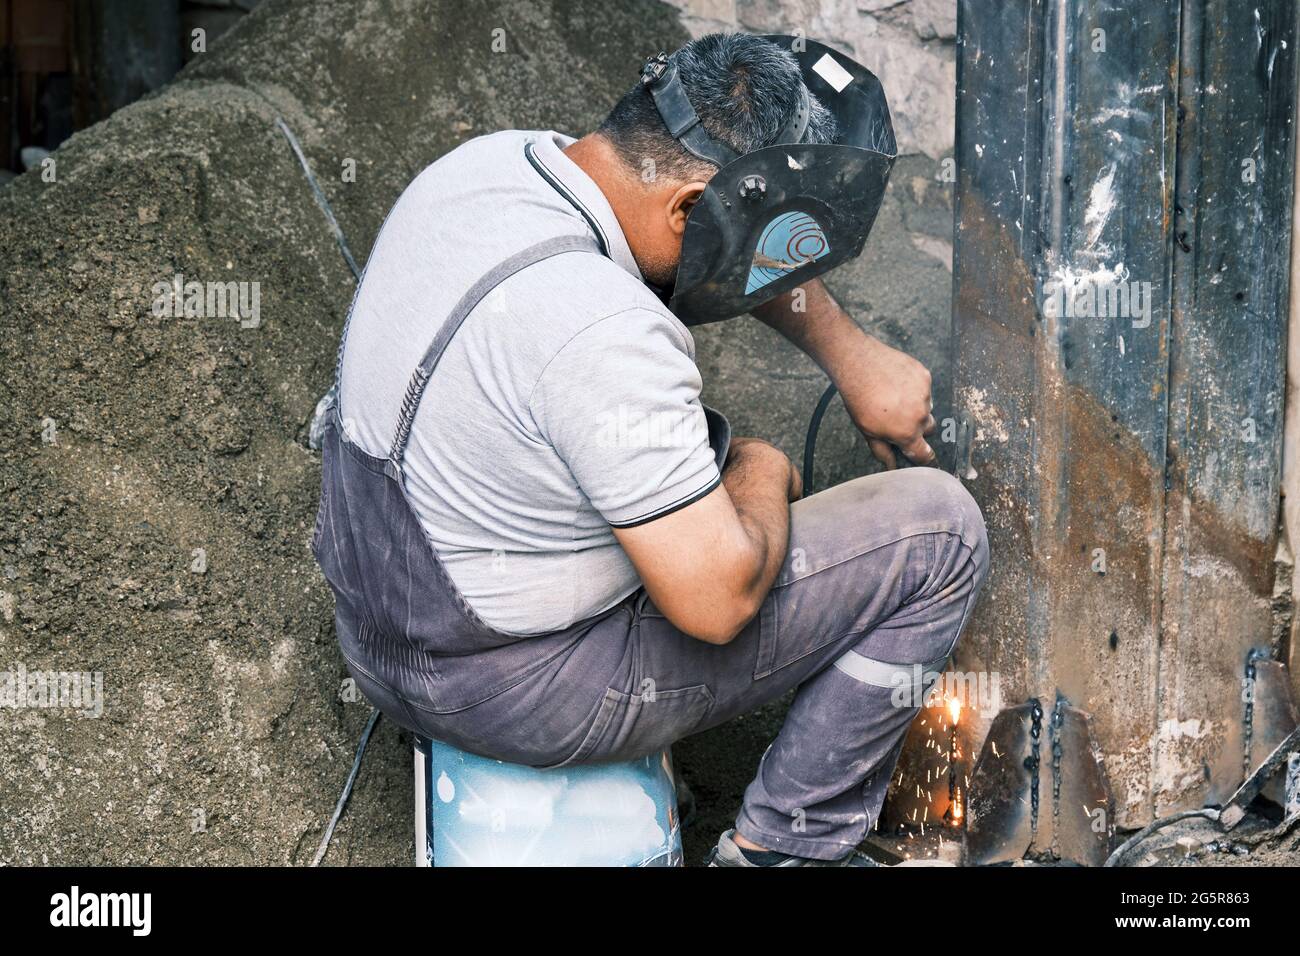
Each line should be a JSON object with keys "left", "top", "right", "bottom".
{"left": 953, "top": 0, "right": 1179, "bottom": 829}
{"left": 951, "top": 0, "right": 1297, "bottom": 829}
{"left": 965, "top": 701, "right": 1112, "bottom": 865}
{"left": 1159, "top": 0, "right": 1298, "bottom": 813}
{"left": 966, "top": 704, "right": 1037, "bottom": 865}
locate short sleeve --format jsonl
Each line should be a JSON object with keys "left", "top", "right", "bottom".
{"left": 530, "top": 308, "right": 720, "bottom": 527}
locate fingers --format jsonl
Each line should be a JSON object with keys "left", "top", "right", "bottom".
{"left": 901, "top": 434, "right": 938, "bottom": 466}
{"left": 923, "top": 413, "right": 937, "bottom": 435}
{"left": 867, "top": 437, "right": 898, "bottom": 470}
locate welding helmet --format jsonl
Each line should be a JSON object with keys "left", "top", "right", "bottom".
{"left": 640, "top": 36, "right": 897, "bottom": 325}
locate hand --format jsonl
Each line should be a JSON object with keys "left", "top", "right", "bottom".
{"left": 835, "top": 338, "right": 937, "bottom": 469}
{"left": 748, "top": 279, "right": 936, "bottom": 470}
{"left": 726, "top": 436, "right": 802, "bottom": 502}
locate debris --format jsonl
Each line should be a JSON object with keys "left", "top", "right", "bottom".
{"left": 1221, "top": 725, "right": 1300, "bottom": 829}
{"left": 1287, "top": 753, "right": 1300, "bottom": 818}
{"left": 1104, "top": 809, "right": 1221, "bottom": 867}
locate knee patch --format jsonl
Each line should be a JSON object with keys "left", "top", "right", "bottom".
{"left": 832, "top": 648, "right": 950, "bottom": 709}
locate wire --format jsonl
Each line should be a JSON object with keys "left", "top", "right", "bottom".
{"left": 275, "top": 115, "right": 379, "bottom": 867}
{"left": 802, "top": 381, "right": 839, "bottom": 496}
{"left": 1102, "top": 808, "right": 1221, "bottom": 867}
{"left": 311, "top": 707, "right": 382, "bottom": 867}
{"left": 275, "top": 117, "right": 362, "bottom": 281}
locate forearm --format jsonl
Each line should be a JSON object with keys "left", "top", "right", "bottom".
{"left": 720, "top": 443, "right": 793, "bottom": 615}
{"left": 751, "top": 277, "right": 875, "bottom": 385}
{"left": 611, "top": 440, "right": 796, "bottom": 645}
{"left": 753, "top": 277, "right": 937, "bottom": 466}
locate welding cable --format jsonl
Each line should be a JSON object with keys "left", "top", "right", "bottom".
{"left": 274, "top": 115, "right": 381, "bottom": 867}
{"left": 1102, "top": 807, "right": 1221, "bottom": 867}
{"left": 802, "top": 380, "right": 917, "bottom": 494}
{"left": 275, "top": 113, "right": 367, "bottom": 450}
{"left": 802, "top": 381, "right": 840, "bottom": 495}
{"left": 311, "top": 706, "right": 382, "bottom": 867}
{"left": 275, "top": 117, "right": 362, "bottom": 281}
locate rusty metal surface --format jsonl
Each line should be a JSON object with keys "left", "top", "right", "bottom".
{"left": 966, "top": 703, "right": 1036, "bottom": 864}
{"left": 1158, "top": 0, "right": 1298, "bottom": 815}
{"left": 1247, "top": 659, "right": 1300, "bottom": 806}
{"left": 1221, "top": 723, "right": 1300, "bottom": 828}
{"left": 952, "top": 0, "right": 1177, "bottom": 830}
{"left": 1050, "top": 701, "right": 1114, "bottom": 866}
{"left": 952, "top": 0, "right": 1298, "bottom": 831}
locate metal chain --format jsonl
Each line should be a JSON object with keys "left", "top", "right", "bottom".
{"left": 1050, "top": 694, "right": 1065, "bottom": 859}
{"left": 1025, "top": 698, "right": 1043, "bottom": 838}
{"left": 1243, "top": 649, "right": 1262, "bottom": 782}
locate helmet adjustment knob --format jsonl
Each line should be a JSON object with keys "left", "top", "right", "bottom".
{"left": 738, "top": 175, "right": 767, "bottom": 201}
{"left": 640, "top": 52, "right": 670, "bottom": 87}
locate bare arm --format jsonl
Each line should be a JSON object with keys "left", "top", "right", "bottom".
{"left": 612, "top": 437, "right": 799, "bottom": 645}
{"left": 752, "top": 277, "right": 937, "bottom": 467}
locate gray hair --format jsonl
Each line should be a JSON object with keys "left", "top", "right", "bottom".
{"left": 599, "top": 33, "right": 839, "bottom": 182}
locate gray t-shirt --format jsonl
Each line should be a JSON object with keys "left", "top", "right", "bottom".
{"left": 337, "top": 130, "right": 720, "bottom": 635}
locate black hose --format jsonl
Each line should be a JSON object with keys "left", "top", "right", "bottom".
{"left": 311, "top": 707, "right": 382, "bottom": 866}
{"left": 802, "top": 382, "right": 839, "bottom": 496}
{"left": 1102, "top": 808, "right": 1221, "bottom": 867}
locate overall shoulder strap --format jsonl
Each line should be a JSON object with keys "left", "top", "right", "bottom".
{"left": 388, "top": 234, "right": 600, "bottom": 466}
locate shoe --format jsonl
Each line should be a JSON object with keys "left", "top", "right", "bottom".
{"left": 705, "top": 828, "right": 878, "bottom": 867}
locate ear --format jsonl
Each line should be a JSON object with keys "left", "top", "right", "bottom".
{"left": 665, "top": 181, "right": 708, "bottom": 235}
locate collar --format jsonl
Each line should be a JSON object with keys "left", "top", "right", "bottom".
{"left": 525, "top": 132, "right": 643, "bottom": 282}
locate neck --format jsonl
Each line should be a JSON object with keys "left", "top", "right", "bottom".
{"left": 563, "top": 133, "right": 656, "bottom": 270}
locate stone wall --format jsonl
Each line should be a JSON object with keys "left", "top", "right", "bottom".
{"left": 666, "top": 0, "right": 955, "bottom": 157}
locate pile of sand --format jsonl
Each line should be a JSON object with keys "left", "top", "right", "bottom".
{"left": 0, "top": 0, "right": 686, "bottom": 865}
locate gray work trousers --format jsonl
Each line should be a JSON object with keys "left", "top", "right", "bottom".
{"left": 435, "top": 466, "right": 989, "bottom": 861}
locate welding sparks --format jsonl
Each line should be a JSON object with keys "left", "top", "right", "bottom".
{"left": 946, "top": 695, "right": 963, "bottom": 827}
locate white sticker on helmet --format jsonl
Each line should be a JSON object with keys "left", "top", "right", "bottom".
{"left": 812, "top": 53, "right": 854, "bottom": 93}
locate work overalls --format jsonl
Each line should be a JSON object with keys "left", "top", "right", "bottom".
{"left": 313, "top": 234, "right": 989, "bottom": 860}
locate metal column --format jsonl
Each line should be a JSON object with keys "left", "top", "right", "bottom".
{"left": 951, "top": 0, "right": 1298, "bottom": 845}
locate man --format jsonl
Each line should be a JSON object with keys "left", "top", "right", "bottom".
{"left": 315, "top": 32, "right": 987, "bottom": 866}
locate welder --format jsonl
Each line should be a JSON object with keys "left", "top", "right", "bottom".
{"left": 313, "top": 32, "right": 988, "bottom": 866}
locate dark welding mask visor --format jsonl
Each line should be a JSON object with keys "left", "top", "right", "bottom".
{"left": 642, "top": 36, "right": 897, "bottom": 325}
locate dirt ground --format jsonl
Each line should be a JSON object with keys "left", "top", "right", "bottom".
{"left": 0, "top": 0, "right": 688, "bottom": 866}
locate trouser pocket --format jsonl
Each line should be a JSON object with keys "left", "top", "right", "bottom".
{"left": 753, "top": 585, "right": 845, "bottom": 679}
{"left": 548, "top": 683, "right": 714, "bottom": 767}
